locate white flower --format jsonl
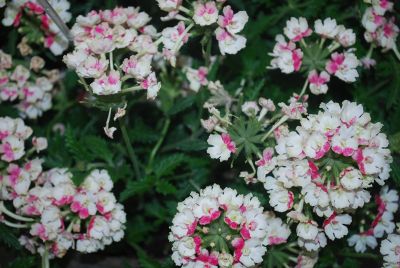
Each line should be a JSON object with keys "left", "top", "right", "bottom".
{"left": 297, "top": 221, "right": 319, "bottom": 240}
{"left": 362, "top": 8, "right": 384, "bottom": 33}
{"left": 162, "top": 21, "right": 190, "bottom": 51}
{"left": 63, "top": 49, "right": 88, "bottom": 69}
{"left": 185, "top": 67, "right": 208, "bottom": 92}
{"left": 302, "top": 182, "right": 330, "bottom": 208}
{"left": 336, "top": 25, "right": 356, "bottom": 47}
{"left": 373, "top": 211, "right": 395, "bottom": 238}
{"left": 215, "top": 28, "right": 247, "bottom": 55}
{"left": 340, "top": 168, "right": 363, "bottom": 190}
{"left": 380, "top": 234, "right": 400, "bottom": 266}
{"left": 126, "top": 8, "right": 151, "bottom": 29}
{"left": 157, "top": 0, "right": 182, "bottom": 12}
{"left": 241, "top": 101, "right": 260, "bottom": 117}
{"left": 314, "top": 18, "right": 338, "bottom": 39}
{"left": 121, "top": 54, "right": 153, "bottom": 80}
{"left": 90, "top": 70, "right": 122, "bottom": 95}
{"left": 326, "top": 52, "right": 359, "bottom": 83}
{"left": 284, "top": 17, "right": 312, "bottom": 42}
{"left": 380, "top": 186, "right": 399, "bottom": 213}
{"left": 218, "top": 6, "right": 248, "bottom": 35}
{"left": 308, "top": 70, "right": 330, "bottom": 95}
{"left": 32, "top": 137, "right": 48, "bottom": 153}
{"left": 264, "top": 214, "right": 291, "bottom": 245}
{"left": 323, "top": 213, "right": 352, "bottom": 240}
{"left": 348, "top": 233, "right": 377, "bottom": 253}
{"left": 141, "top": 72, "right": 161, "bottom": 100}
{"left": 298, "top": 231, "right": 327, "bottom": 251}
{"left": 193, "top": 1, "right": 218, "bottom": 26}
{"left": 207, "top": 133, "right": 236, "bottom": 162}
{"left": 238, "top": 239, "right": 266, "bottom": 267}
{"left": 0, "top": 135, "right": 25, "bottom": 162}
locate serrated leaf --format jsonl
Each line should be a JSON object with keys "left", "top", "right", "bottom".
{"left": 81, "top": 135, "right": 114, "bottom": 164}
{"left": 119, "top": 177, "right": 152, "bottom": 202}
{"left": 156, "top": 180, "right": 177, "bottom": 195}
{"left": 153, "top": 154, "right": 186, "bottom": 178}
{"left": 65, "top": 127, "right": 94, "bottom": 162}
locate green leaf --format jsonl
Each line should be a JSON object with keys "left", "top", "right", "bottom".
{"left": 8, "top": 257, "right": 36, "bottom": 268}
{"left": 171, "top": 139, "right": 208, "bottom": 152}
{"left": 119, "top": 177, "right": 152, "bottom": 202}
{"left": 0, "top": 224, "right": 22, "bottom": 250}
{"left": 153, "top": 154, "right": 187, "bottom": 178}
{"left": 81, "top": 135, "right": 114, "bottom": 164}
{"left": 65, "top": 127, "right": 94, "bottom": 163}
{"left": 166, "top": 95, "right": 196, "bottom": 116}
{"left": 155, "top": 180, "right": 177, "bottom": 195}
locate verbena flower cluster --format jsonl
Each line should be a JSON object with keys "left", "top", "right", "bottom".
{"left": 347, "top": 186, "right": 399, "bottom": 253}
{"left": 269, "top": 17, "right": 359, "bottom": 95}
{"left": 2, "top": 0, "right": 71, "bottom": 55}
{"left": 169, "top": 184, "right": 269, "bottom": 267}
{"left": 64, "top": 6, "right": 161, "bottom": 99}
{"left": 0, "top": 50, "right": 58, "bottom": 119}
{"left": 157, "top": 0, "right": 249, "bottom": 63}
{"left": 259, "top": 100, "right": 392, "bottom": 250}
{"left": 0, "top": 116, "right": 126, "bottom": 258}
{"left": 14, "top": 169, "right": 126, "bottom": 257}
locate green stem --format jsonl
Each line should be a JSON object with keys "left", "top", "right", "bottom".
{"left": 109, "top": 51, "right": 114, "bottom": 71}
{"left": 120, "top": 85, "right": 142, "bottom": 94}
{"left": 319, "top": 38, "right": 326, "bottom": 49}
{"left": 0, "top": 202, "right": 34, "bottom": 222}
{"left": 262, "top": 115, "right": 289, "bottom": 141}
{"left": 299, "top": 79, "right": 309, "bottom": 98}
{"left": 119, "top": 119, "right": 141, "bottom": 179}
{"left": 41, "top": 247, "right": 50, "bottom": 268}
{"left": 146, "top": 118, "right": 171, "bottom": 173}
{"left": 366, "top": 44, "right": 374, "bottom": 59}
{"left": 2, "top": 220, "right": 29, "bottom": 229}
{"left": 189, "top": 179, "right": 201, "bottom": 191}
{"left": 78, "top": 76, "right": 91, "bottom": 92}
{"left": 203, "top": 37, "right": 212, "bottom": 66}
{"left": 178, "top": 6, "right": 191, "bottom": 15}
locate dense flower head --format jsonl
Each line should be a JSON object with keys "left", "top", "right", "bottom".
{"left": 1, "top": 166, "right": 126, "bottom": 259}
{"left": 269, "top": 17, "right": 359, "bottom": 95}
{"left": 64, "top": 7, "right": 160, "bottom": 99}
{"left": 0, "top": 50, "right": 57, "bottom": 119}
{"left": 1, "top": 0, "right": 71, "bottom": 55}
{"left": 169, "top": 184, "right": 269, "bottom": 267}
{"left": 255, "top": 100, "right": 392, "bottom": 250}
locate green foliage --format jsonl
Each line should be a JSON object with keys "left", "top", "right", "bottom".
{"left": 0, "top": 224, "right": 22, "bottom": 250}
{"left": 0, "top": 0, "right": 399, "bottom": 267}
